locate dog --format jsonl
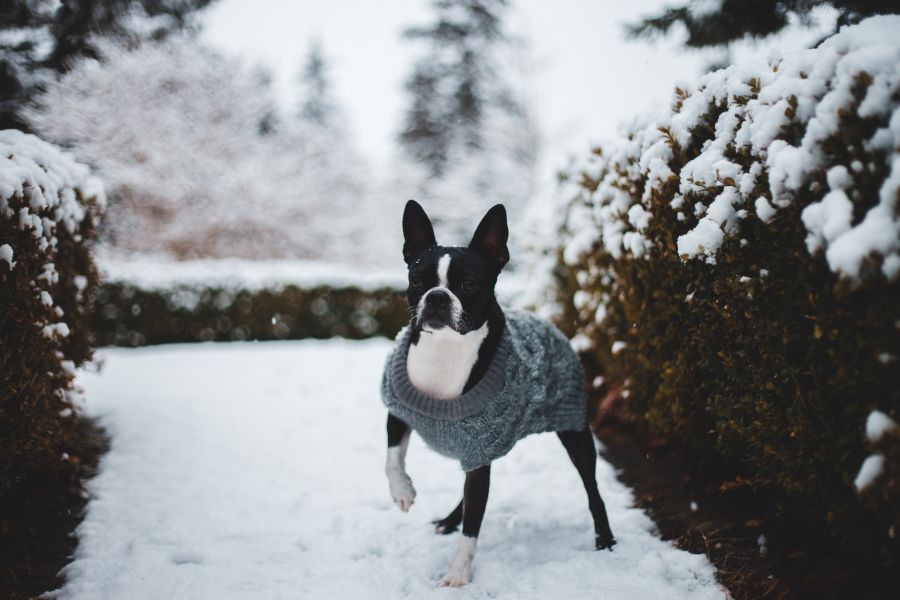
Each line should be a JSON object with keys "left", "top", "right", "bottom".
{"left": 381, "top": 200, "right": 615, "bottom": 588}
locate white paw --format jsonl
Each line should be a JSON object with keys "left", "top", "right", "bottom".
{"left": 437, "top": 566, "right": 471, "bottom": 588}
{"left": 388, "top": 470, "right": 416, "bottom": 512}
{"left": 437, "top": 535, "right": 476, "bottom": 587}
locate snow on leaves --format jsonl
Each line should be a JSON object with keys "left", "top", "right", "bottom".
{"left": 562, "top": 15, "right": 900, "bottom": 281}
{"left": 0, "top": 129, "right": 105, "bottom": 335}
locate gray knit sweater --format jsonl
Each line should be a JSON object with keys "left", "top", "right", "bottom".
{"left": 381, "top": 310, "right": 588, "bottom": 471}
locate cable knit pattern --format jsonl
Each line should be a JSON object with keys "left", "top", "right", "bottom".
{"left": 381, "top": 310, "right": 588, "bottom": 471}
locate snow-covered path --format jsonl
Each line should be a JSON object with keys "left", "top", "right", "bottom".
{"left": 57, "top": 340, "right": 726, "bottom": 599}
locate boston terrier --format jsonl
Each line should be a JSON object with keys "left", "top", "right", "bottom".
{"left": 382, "top": 200, "right": 615, "bottom": 588}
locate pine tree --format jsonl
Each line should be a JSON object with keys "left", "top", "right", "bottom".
{"left": 0, "top": 0, "right": 215, "bottom": 131}
{"left": 290, "top": 39, "right": 367, "bottom": 251}
{"left": 397, "top": 0, "right": 540, "bottom": 247}
{"left": 398, "top": 0, "right": 514, "bottom": 178}
{"left": 401, "top": 70, "right": 447, "bottom": 177}
{"left": 627, "top": 0, "right": 899, "bottom": 49}
{"left": 297, "top": 41, "right": 339, "bottom": 132}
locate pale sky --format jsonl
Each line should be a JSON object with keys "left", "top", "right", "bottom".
{"left": 201, "top": 0, "right": 835, "bottom": 177}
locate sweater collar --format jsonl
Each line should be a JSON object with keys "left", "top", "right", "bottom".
{"left": 389, "top": 324, "right": 510, "bottom": 421}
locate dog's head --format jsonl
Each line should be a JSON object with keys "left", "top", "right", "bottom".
{"left": 401, "top": 200, "right": 508, "bottom": 335}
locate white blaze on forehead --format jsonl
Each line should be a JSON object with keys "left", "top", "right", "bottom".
{"left": 437, "top": 253, "right": 451, "bottom": 288}
{"left": 415, "top": 252, "right": 464, "bottom": 332}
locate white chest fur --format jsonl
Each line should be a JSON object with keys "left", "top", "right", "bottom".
{"left": 407, "top": 323, "right": 489, "bottom": 400}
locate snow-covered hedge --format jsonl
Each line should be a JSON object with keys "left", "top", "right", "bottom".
{"left": 553, "top": 16, "right": 899, "bottom": 550}
{"left": 91, "top": 256, "right": 408, "bottom": 345}
{"left": 0, "top": 130, "right": 104, "bottom": 490}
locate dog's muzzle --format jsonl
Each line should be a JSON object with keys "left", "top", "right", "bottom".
{"left": 419, "top": 289, "right": 454, "bottom": 330}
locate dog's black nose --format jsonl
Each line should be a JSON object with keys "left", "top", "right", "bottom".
{"left": 425, "top": 289, "right": 450, "bottom": 308}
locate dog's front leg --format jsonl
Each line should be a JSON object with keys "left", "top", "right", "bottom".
{"left": 386, "top": 414, "right": 416, "bottom": 512}
{"left": 438, "top": 464, "right": 491, "bottom": 588}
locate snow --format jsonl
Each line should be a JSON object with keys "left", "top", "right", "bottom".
{"left": 98, "top": 253, "right": 407, "bottom": 294}
{"left": 866, "top": 410, "right": 898, "bottom": 442}
{"left": 801, "top": 190, "right": 854, "bottom": 254}
{"left": 677, "top": 218, "right": 724, "bottom": 262}
{"left": 0, "top": 129, "right": 104, "bottom": 339}
{"left": 0, "top": 130, "right": 105, "bottom": 240}
{"left": 569, "top": 333, "right": 593, "bottom": 353}
{"left": 825, "top": 156, "right": 900, "bottom": 279}
{"left": 559, "top": 16, "right": 900, "bottom": 282}
{"left": 854, "top": 454, "right": 885, "bottom": 492}
{"left": 0, "top": 243, "right": 14, "bottom": 269}
{"left": 42, "top": 322, "right": 70, "bottom": 339}
{"left": 56, "top": 340, "right": 725, "bottom": 599}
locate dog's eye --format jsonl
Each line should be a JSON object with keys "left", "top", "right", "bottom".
{"left": 410, "top": 276, "right": 423, "bottom": 288}
{"left": 462, "top": 279, "right": 477, "bottom": 293}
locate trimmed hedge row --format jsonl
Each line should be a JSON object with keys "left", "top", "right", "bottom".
{"left": 92, "top": 282, "right": 409, "bottom": 346}
{"left": 552, "top": 18, "right": 900, "bottom": 557}
{"left": 1, "top": 130, "right": 104, "bottom": 490}
{"left": 0, "top": 130, "right": 104, "bottom": 588}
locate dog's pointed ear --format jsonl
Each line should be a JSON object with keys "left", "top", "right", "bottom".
{"left": 469, "top": 204, "right": 509, "bottom": 271}
{"left": 402, "top": 200, "right": 437, "bottom": 264}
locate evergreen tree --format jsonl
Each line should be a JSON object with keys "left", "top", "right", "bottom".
{"left": 0, "top": 0, "right": 215, "bottom": 131}
{"left": 399, "top": 0, "right": 515, "bottom": 178}
{"left": 397, "top": 0, "right": 540, "bottom": 247}
{"left": 627, "top": 0, "right": 899, "bottom": 49}
{"left": 290, "top": 39, "right": 368, "bottom": 253}
{"left": 297, "top": 40, "right": 339, "bottom": 132}
{"left": 401, "top": 70, "right": 447, "bottom": 178}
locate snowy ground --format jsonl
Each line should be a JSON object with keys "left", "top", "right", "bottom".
{"left": 55, "top": 339, "right": 726, "bottom": 599}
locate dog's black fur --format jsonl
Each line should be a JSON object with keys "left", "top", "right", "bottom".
{"left": 386, "top": 200, "right": 614, "bottom": 585}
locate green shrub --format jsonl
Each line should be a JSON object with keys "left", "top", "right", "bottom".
{"left": 0, "top": 129, "right": 104, "bottom": 585}
{"left": 857, "top": 413, "right": 900, "bottom": 539}
{"left": 552, "top": 17, "right": 900, "bottom": 554}
{"left": 92, "top": 281, "right": 408, "bottom": 346}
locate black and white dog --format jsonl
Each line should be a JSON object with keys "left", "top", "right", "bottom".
{"left": 384, "top": 200, "right": 614, "bottom": 587}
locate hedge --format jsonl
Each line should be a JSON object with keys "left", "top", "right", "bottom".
{"left": 551, "top": 16, "right": 899, "bottom": 557}
{"left": 92, "top": 281, "right": 409, "bottom": 346}
{"left": 0, "top": 129, "right": 104, "bottom": 485}
{"left": 88, "top": 257, "right": 534, "bottom": 347}
{"left": 0, "top": 130, "right": 104, "bottom": 586}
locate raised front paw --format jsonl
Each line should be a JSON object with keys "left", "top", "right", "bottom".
{"left": 387, "top": 470, "right": 416, "bottom": 512}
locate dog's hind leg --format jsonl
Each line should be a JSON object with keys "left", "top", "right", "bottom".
{"left": 437, "top": 464, "right": 490, "bottom": 587}
{"left": 557, "top": 429, "right": 616, "bottom": 550}
{"left": 433, "top": 499, "right": 463, "bottom": 534}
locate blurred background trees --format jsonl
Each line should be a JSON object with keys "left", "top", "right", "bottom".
{"left": 0, "top": 0, "right": 214, "bottom": 130}
{"left": 12, "top": 0, "right": 897, "bottom": 266}
{"left": 297, "top": 40, "right": 341, "bottom": 135}
{"left": 398, "top": 0, "right": 539, "bottom": 245}
{"left": 26, "top": 35, "right": 373, "bottom": 261}
{"left": 6, "top": 0, "right": 540, "bottom": 264}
